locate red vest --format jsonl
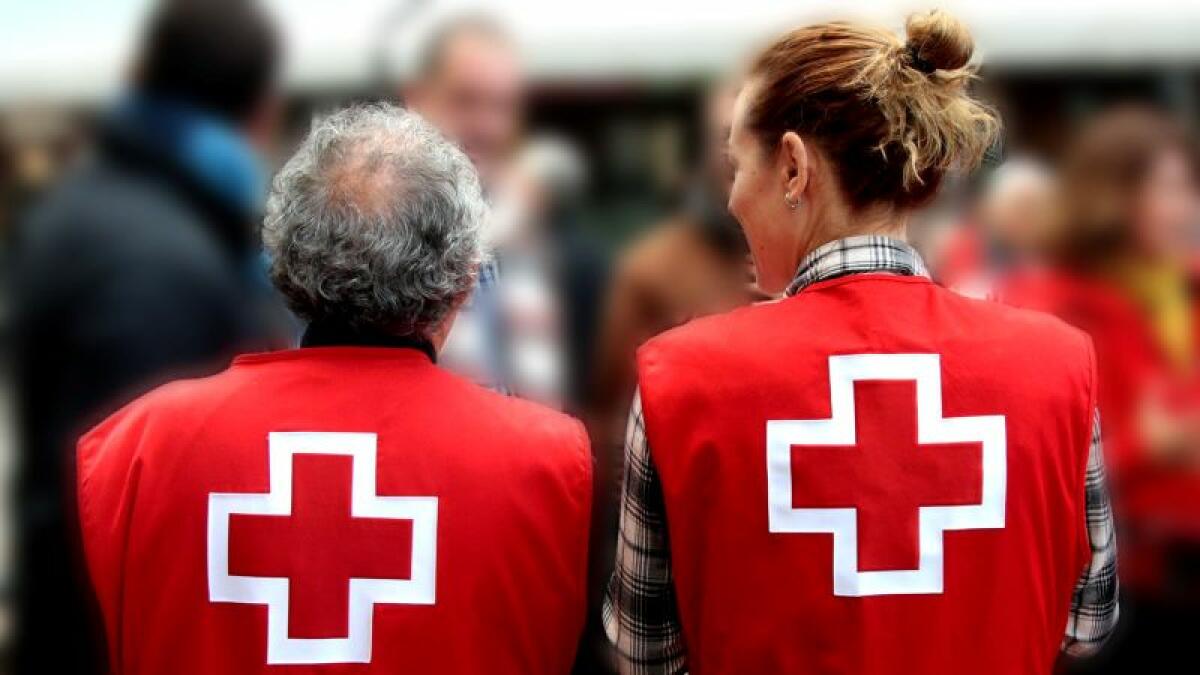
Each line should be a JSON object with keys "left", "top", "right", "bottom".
{"left": 78, "top": 347, "right": 592, "bottom": 674}
{"left": 637, "top": 274, "right": 1095, "bottom": 675}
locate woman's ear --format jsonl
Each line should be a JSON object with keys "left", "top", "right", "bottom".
{"left": 780, "top": 131, "right": 809, "bottom": 202}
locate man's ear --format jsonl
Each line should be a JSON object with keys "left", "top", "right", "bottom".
{"left": 780, "top": 131, "right": 809, "bottom": 200}
{"left": 429, "top": 298, "right": 466, "bottom": 353}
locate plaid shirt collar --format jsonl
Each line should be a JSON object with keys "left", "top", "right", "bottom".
{"left": 786, "top": 235, "right": 930, "bottom": 296}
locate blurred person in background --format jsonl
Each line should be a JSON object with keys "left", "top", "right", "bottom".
{"left": 495, "top": 136, "right": 609, "bottom": 412}
{"left": 1004, "top": 105, "right": 1200, "bottom": 674}
{"left": 403, "top": 15, "right": 524, "bottom": 394}
{"left": 404, "top": 26, "right": 612, "bottom": 669}
{"left": 583, "top": 81, "right": 758, "bottom": 672}
{"left": 404, "top": 15, "right": 523, "bottom": 193}
{"left": 75, "top": 103, "right": 591, "bottom": 675}
{"left": 8, "top": 0, "right": 285, "bottom": 670}
{"left": 605, "top": 11, "right": 1117, "bottom": 674}
{"left": 590, "top": 81, "right": 759, "bottom": 452}
{"left": 403, "top": 14, "right": 612, "bottom": 416}
{"left": 0, "top": 110, "right": 89, "bottom": 243}
{"left": 933, "top": 157, "right": 1057, "bottom": 296}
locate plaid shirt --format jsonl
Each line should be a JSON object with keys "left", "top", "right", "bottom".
{"left": 603, "top": 236, "right": 1119, "bottom": 674}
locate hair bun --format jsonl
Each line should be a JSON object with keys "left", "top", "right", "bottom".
{"left": 904, "top": 10, "right": 974, "bottom": 73}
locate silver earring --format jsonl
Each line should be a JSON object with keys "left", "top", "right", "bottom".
{"left": 785, "top": 193, "right": 800, "bottom": 210}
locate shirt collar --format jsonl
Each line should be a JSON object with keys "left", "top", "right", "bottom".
{"left": 786, "top": 235, "right": 930, "bottom": 296}
{"left": 300, "top": 321, "right": 437, "bottom": 363}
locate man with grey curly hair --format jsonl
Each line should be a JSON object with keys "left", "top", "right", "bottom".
{"left": 264, "top": 103, "right": 487, "bottom": 344}
{"left": 74, "top": 103, "right": 593, "bottom": 674}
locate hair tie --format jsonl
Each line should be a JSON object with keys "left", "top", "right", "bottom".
{"left": 907, "top": 44, "right": 937, "bottom": 74}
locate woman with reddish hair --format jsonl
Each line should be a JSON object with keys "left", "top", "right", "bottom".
{"left": 603, "top": 11, "right": 1117, "bottom": 675}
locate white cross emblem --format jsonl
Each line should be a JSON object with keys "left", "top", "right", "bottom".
{"left": 207, "top": 432, "right": 438, "bottom": 664}
{"left": 766, "top": 354, "right": 1006, "bottom": 596}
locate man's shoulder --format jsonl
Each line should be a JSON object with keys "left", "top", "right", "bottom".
{"left": 441, "top": 371, "right": 590, "bottom": 456}
{"left": 91, "top": 363, "right": 241, "bottom": 431}
{"left": 99, "top": 355, "right": 585, "bottom": 435}
{"left": 75, "top": 364, "right": 240, "bottom": 488}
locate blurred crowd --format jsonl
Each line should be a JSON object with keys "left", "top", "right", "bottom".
{"left": 0, "top": 1, "right": 1198, "bottom": 673}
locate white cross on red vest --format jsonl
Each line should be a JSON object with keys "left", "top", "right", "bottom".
{"left": 207, "top": 432, "right": 438, "bottom": 665}
{"left": 767, "top": 354, "right": 1007, "bottom": 596}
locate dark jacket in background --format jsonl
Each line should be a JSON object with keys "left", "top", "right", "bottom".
{"left": 8, "top": 103, "right": 282, "bottom": 673}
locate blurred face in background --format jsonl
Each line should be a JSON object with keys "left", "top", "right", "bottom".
{"left": 979, "top": 161, "right": 1057, "bottom": 259}
{"left": 1134, "top": 149, "right": 1200, "bottom": 261}
{"left": 1056, "top": 107, "right": 1200, "bottom": 267}
{"left": 407, "top": 27, "right": 524, "bottom": 190}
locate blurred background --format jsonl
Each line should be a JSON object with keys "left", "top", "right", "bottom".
{"left": 1, "top": 0, "right": 1198, "bottom": 673}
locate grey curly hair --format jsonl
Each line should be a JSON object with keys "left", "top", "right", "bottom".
{"left": 263, "top": 103, "right": 488, "bottom": 337}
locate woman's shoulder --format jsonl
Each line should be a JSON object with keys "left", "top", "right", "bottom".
{"left": 635, "top": 299, "right": 789, "bottom": 373}
{"left": 929, "top": 280, "right": 1097, "bottom": 376}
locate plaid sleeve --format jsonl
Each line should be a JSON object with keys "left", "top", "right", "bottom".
{"left": 1062, "top": 409, "right": 1119, "bottom": 657}
{"left": 602, "top": 391, "right": 687, "bottom": 674}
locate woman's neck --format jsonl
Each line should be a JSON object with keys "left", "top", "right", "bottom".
{"left": 797, "top": 202, "right": 909, "bottom": 262}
